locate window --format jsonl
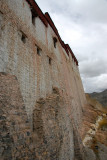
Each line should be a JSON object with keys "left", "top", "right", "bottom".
{"left": 32, "top": 15, "right": 36, "bottom": 25}
{"left": 95, "top": 146, "right": 98, "bottom": 150}
{"left": 31, "top": 9, "right": 37, "bottom": 25}
{"left": 53, "top": 37, "right": 57, "bottom": 48}
{"left": 48, "top": 56, "right": 52, "bottom": 65}
{"left": 21, "top": 32, "right": 27, "bottom": 44}
{"left": 36, "top": 45, "right": 42, "bottom": 56}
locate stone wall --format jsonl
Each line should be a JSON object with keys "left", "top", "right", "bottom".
{"left": 0, "top": 73, "right": 35, "bottom": 160}
{"left": 0, "top": 0, "right": 87, "bottom": 159}
{"left": 0, "top": 73, "right": 84, "bottom": 160}
{"left": 0, "top": 0, "right": 86, "bottom": 117}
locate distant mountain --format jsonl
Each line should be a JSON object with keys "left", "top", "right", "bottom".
{"left": 89, "top": 89, "right": 107, "bottom": 107}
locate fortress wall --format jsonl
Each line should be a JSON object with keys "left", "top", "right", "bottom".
{"left": 0, "top": 0, "right": 86, "bottom": 127}
{"left": 0, "top": 0, "right": 88, "bottom": 159}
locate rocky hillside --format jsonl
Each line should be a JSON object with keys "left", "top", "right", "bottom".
{"left": 82, "top": 94, "right": 107, "bottom": 160}
{"left": 89, "top": 89, "right": 107, "bottom": 107}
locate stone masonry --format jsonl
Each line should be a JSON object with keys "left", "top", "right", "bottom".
{"left": 0, "top": 0, "right": 87, "bottom": 159}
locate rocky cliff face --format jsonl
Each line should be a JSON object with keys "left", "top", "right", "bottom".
{"left": 89, "top": 89, "right": 107, "bottom": 107}
{"left": 32, "top": 89, "right": 75, "bottom": 160}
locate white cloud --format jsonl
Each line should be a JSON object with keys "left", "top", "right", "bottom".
{"left": 80, "top": 58, "right": 107, "bottom": 77}
{"left": 35, "top": 0, "right": 107, "bottom": 93}
{"left": 82, "top": 74, "right": 107, "bottom": 93}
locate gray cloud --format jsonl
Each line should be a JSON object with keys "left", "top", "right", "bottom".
{"left": 80, "top": 58, "right": 107, "bottom": 78}
{"left": 35, "top": 0, "right": 107, "bottom": 93}
{"left": 82, "top": 74, "right": 107, "bottom": 93}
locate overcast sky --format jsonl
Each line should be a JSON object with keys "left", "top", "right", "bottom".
{"left": 35, "top": 0, "right": 107, "bottom": 93}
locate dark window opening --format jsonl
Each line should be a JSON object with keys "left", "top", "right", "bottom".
{"left": 95, "top": 146, "right": 98, "bottom": 149}
{"left": 21, "top": 32, "right": 27, "bottom": 44}
{"left": 36, "top": 45, "right": 41, "bottom": 56}
{"left": 31, "top": 9, "right": 37, "bottom": 25}
{"left": 53, "top": 37, "right": 57, "bottom": 48}
{"left": 32, "top": 15, "right": 36, "bottom": 25}
{"left": 48, "top": 57, "right": 52, "bottom": 65}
